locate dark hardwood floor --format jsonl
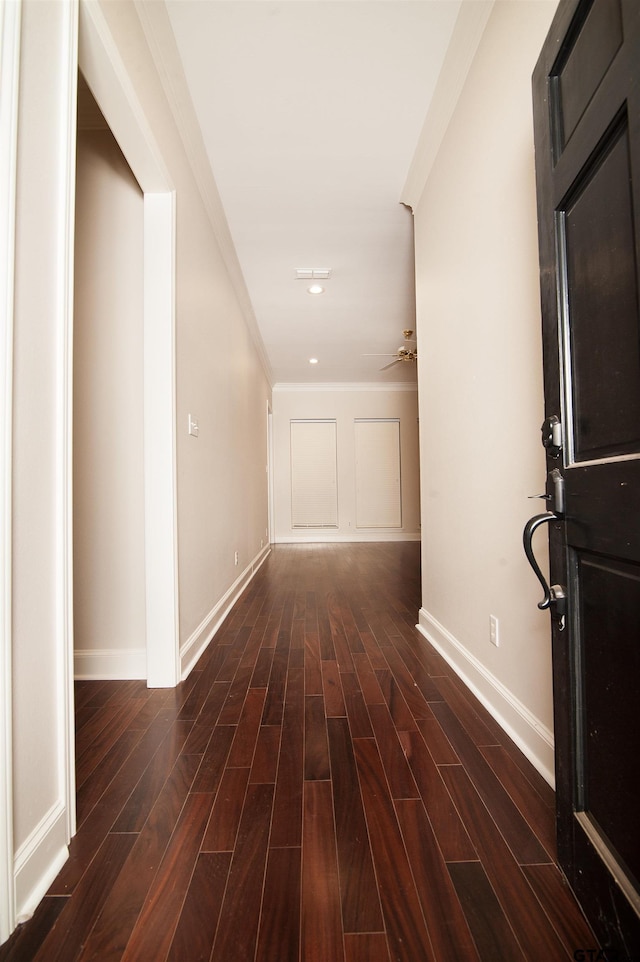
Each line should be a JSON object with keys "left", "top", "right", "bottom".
{"left": 1, "top": 542, "right": 597, "bottom": 961}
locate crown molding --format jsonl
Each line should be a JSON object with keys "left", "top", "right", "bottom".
{"left": 401, "top": 0, "right": 495, "bottom": 211}
{"left": 272, "top": 382, "right": 418, "bottom": 394}
{"left": 133, "top": 0, "right": 273, "bottom": 385}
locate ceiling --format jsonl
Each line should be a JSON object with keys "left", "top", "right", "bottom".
{"left": 162, "top": 0, "right": 464, "bottom": 385}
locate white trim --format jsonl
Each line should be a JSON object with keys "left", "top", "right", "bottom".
{"left": 180, "top": 546, "right": 271, "bottom": 680}
{"left": 401, "top": 0, "right": 495, "bottom": 211}
{"left": 276, "top": 533, "right": 420, "bottom": 544}
{"left": 13, "top": 802, "right": 69, "bottom": 926}
{"left": 5, "top": 0, "right": 79, "bottom": 938}
{"left": 144, "top": 192, "right": 180, "bottom": 688}
{"left": 267, "top": 402, "right": 274, "bottom": 545}
{"left": 417, "top": 607, "right": 555, "bottom": 787}
{"left": 56, "top": 0, "right": 80, "bottom": 861}
{"left": 74, "top": 647, "right": 146, "bottom": 680}
{"left": 273, "top": 382, "right": 418, "bottom": 394}
{"left": 0, "top": 0, "right": 21, "bottom": 942}
{"left": 78, "top": 0, "right": 171, "bottom": 191}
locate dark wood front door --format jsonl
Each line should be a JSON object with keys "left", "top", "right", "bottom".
{"left": 531, "top": 1, "right": 640, "bottom": 957}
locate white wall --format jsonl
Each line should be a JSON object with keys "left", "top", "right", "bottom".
{"left": 272, "top": 385, "right": 420, "bottom": 542}
{"left": 73, "top": 124, "right": 147, "bottom": 679}
{"left": 5, "top": 0, "right": 271, "bottom": 934}
{"left": 10, "top": 0, "right": 78, "bottom": 923}
{"left": 413, "top": 0, "right": 559, "bottom": 783}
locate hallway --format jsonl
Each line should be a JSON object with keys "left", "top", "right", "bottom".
{"left": 1, "top": 543, "right": 594, "bottom": 961}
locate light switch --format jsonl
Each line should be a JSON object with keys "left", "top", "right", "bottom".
{"left": 188, "top": 414, "right": 199, "bottom": 437}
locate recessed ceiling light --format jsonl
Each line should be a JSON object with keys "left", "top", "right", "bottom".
{"left": 309, "top": 358, "right": 318, "bottom": 364}
{"left": 307, "top": 284, "right": 324, "bottom": 295}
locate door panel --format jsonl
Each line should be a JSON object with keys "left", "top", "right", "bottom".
{"left": 555, "top": 0, "right": 623, "bottom": 151}
{"left": 532, "top": 1, "right": 640, "bottom": 956}
{"left": 580, "top": 554, "right": 640, "bottom": 883}
{"left": 562, "top": 118, "right": 640, "bottom": 460}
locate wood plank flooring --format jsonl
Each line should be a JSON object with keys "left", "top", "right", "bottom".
{"left": 0, "top": 542, "right": 598, "bottom": 962}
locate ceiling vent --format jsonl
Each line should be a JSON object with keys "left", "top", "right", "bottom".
{"left": 295, "top": 269, "right": 332, "bottom": 280}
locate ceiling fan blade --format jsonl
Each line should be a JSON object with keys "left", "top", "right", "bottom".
{"left": 380, "top": 359, "right": 401, "bottom": 371}
{"left": 363, "top": 353, "right": 398, "bottom": 357}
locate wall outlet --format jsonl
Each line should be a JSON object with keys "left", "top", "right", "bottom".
{"left": 234, "top": 551, "right": 239, "bottom": 566}
{"left": 489, "top": 614, "right": 500, "bottom": 647}
{"left": 188, "top": 413, "right": 199, "bottom": 437}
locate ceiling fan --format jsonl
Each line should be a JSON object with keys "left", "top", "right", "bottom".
{"left": 364, "top": 330, "right": 417, "bottom": 369}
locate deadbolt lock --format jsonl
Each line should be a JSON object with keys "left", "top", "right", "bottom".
{"left": 541, "top": 415, "right": 562, "bottom": 459}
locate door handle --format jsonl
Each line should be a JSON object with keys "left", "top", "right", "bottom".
{"left": 523, "top": 512, "right": 567, "bottom": 625}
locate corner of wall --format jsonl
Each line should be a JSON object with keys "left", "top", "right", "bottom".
{"left": 417, "top": 608, "right": 555, "bottom": 787}
{"left": 401, "top": 0, "right": 495, "bottom": 210}
{"left": 74, "top": 648, "right": 147, "bottom": 680}
{"left": 180, "top": 544, "right": 271, "bottom": 680}
{"left": 13, "top": 802, "right": 69, "bottom": 926}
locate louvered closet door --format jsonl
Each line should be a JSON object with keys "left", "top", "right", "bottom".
{"left": 354, "top": 419, "right": 401, "bottom": 528}
{"left": 290, "top": 420, "right": 338, "bottom": 528}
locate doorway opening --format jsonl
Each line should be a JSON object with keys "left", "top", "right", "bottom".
{"left": 78, "top": 0, "right": 179, "bottom": 699}
{"left": 73, "top": 74, "right": 146, "bottom": 682}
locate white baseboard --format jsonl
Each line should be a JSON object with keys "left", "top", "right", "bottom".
{"left": 74, "top": 646, "right": 146, "bottom": 680}
{"left": 275, "top": 532, "right": 421, "bottom": 544}
{"left": 417, "top": 608, "right": 555, "bottom": 787}
{"left": 13, "top": 801, "right": 69, "bottom": 924}
{"left": 73, "top": 546, "right": 273, "bottom": 684}
{"left": 180, "top": 545, "right": 271, "bottom": 680}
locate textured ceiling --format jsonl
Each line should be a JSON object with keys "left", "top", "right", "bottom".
{"left": 164, "top": 1, "right": 463, "bottom": 384}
